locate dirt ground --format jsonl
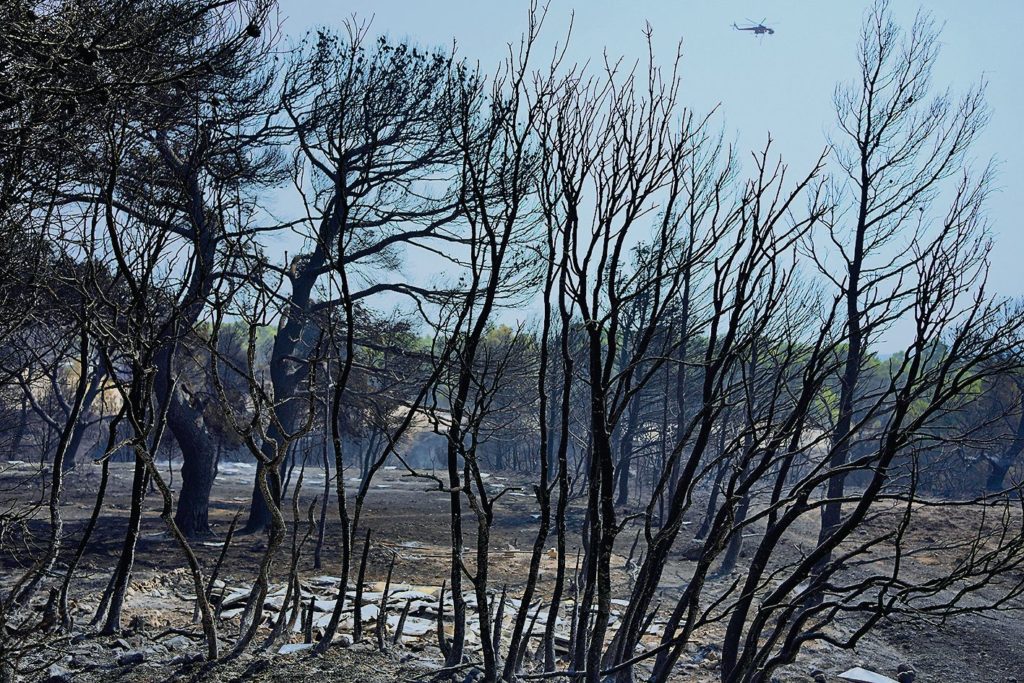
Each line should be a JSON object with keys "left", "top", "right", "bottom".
{"left": 2, "top": 459, "right": 1023, "bottom": 682}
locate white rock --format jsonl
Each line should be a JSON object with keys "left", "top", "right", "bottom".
{"left": 839, "top": 668, "right": 899, "bottom": 683}
{"left": 308, "top": 575, "right": 342, "bottom": 585}
{"left": 313, "top": 613, "right": 353, "bottom": 630}
{"left": 278, "top": 643, "right": 314, "bottom": 655}
{"left": 220, "top": 590, "right": 250, "bottom": 609}
{"left": 390, "top": 590, "right": 434, "bottom": 601}
{"left": 397, "top": 616, "right": 434, "bottom": 637}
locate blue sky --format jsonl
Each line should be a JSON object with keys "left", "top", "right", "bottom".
{"left": 275, "top": 1, "right": 1022, "bottom": 339}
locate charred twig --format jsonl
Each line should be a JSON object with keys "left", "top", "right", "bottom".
{"left": 375, "top": 551, "right": 396, "bottom": 650}
{"left": 353, "top": 528, "right": 371, "bottom": 643}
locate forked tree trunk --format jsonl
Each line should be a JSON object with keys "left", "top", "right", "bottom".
{"left": 101, "top": 458, "right": 148, "bottom": 633}
{"left": 165, "top": 388, "right": 217, "bottom": 537}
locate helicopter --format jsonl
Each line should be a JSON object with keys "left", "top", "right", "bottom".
{"left": 733, "top": 19, "right": 775, "bottom": 36}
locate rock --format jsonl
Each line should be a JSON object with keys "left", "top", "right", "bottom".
{"left": 267, "top": 585, "right": 289, "bottom": 598}
{"left": 127, "top": 614, "right": 149, "bottom": 630}
{"left": 398, "top": 616, "right": 435, "bottom": 637}
{"left": 390, "top": 590, "right": 435, "bottom": 602}
{"left": 359, "top": 591, "right": 384, "bottom": 605}
{"left": 313, "top": 612, "right": 350, "bottom": 630}
{"left": 896, "top": 663, "right": 916, "bottom": 683}
{"left": 312, "top": 599, "right": 339, "bottom": 612}
{"left": 220, "top": 589, "right": 250, "bottom": 609}
{"left": 278, "top": 643, "right": 314, "bottom": 655}
{"left": 44, "top": 665, "right": 73, "bottom": 683}
{"left": 117, "top": 651, "right": 145, "bottom": 666}
{"left": 308, "top": 575, "right": 343, "bottom": 585}
{"left": 689, "top": 643, "right": 720, "bottom": 664}
{"left": 839, "top": 668, "right": 898, "bottom": 683}
{"left": 680, "top": 540, "right": 703, "bottom": 560}
{"left": 162, "top": 635, "right": 192, "bottom": 650}
{"left": 810, "top": 669, "right": 827, "bottom": 683}
{"left": 70, "top": 646, "right": 106, "bottom": 668}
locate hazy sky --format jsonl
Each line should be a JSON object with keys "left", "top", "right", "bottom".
{"left": 276, "top": 1, "right": 1023, "bottom": 340}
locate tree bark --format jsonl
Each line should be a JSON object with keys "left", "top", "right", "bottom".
{"left": 987, "top": 395, "right": 1024, "bottom": 492}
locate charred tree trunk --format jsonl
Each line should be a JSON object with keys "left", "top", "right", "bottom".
{"left": 60, "top": 416, "right": 88, "bottom": 474}
{"left": 173, "top": 436, "right": 216, "bottom": 536}
{"left": 10, "top": 394, "right": 29, "bottom": 458}
{"left": 100, "top": 457, "right": 148, "bottom": 634}
{"left": 986, "top": 386, "right": 1024, "bottom": 493}
{"left": 582, "top": 322, "right": 618, "bottom": 683}
{"left": 166, "top": 385, "right": 218, "bottom": 538}
{"left": 614, "top": 392, "right": 642, "bottom": 507}
{"left": 61, "top": 367, "right": 104, "bottom": 473}
{"left": 244, "top": 435, "right": 287, "bottom": 533}
{"left": 59, "top": 409, "right": 124, "bottom": 627}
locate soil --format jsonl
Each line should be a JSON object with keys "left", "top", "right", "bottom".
{"left": 2, "top": 459, "right": 1022, "bottom": 682}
